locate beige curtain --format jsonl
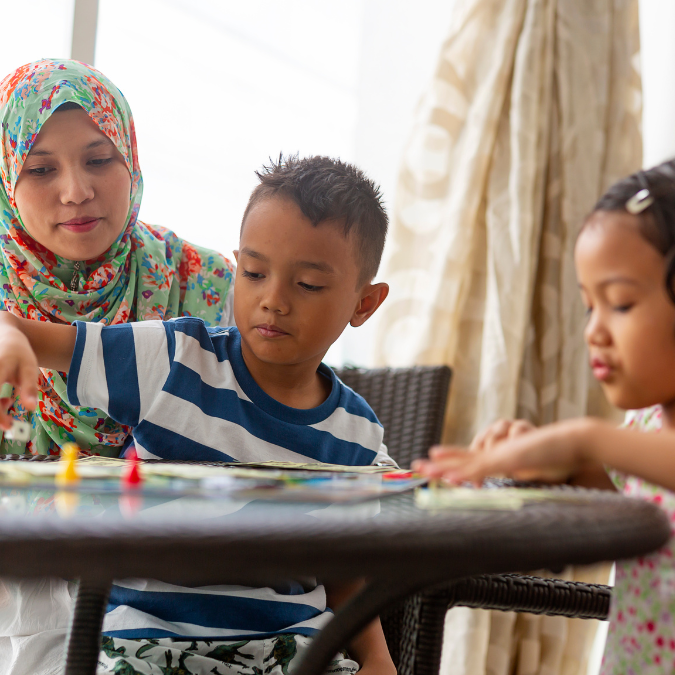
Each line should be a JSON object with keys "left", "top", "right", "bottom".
{"left": 375, "top": 0, "right": 641, "bottom": 672}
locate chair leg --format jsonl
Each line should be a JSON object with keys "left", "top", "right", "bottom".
{"left": 63, "top": 579, "right": 111, "bottom": 675}
{"left": 398, "top": 591, "right": 449, "bottom": 675}
{"left": 397, "top": 574, "right": 612, "bottom": 675}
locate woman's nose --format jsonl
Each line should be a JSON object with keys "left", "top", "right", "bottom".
{"left": 59, "top": 167, "right": 95, "bottom": 205}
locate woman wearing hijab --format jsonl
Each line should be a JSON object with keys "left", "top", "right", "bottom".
{"left": 0, "top": 58, "right": 235, "bottom": 457}
{"left": 0, "top": 59, "right": 235, "bottom": 674}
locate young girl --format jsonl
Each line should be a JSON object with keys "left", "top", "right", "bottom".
{"left": 414, "top": 158, "right": 675, "bottom": 674}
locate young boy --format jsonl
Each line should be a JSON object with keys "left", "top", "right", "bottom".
{"left": 0, "top": 156, "right": 395, "bottom": 674}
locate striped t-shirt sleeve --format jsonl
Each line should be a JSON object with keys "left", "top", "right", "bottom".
{"left": 67, "top": 320, "right": 172, "bottom": 427}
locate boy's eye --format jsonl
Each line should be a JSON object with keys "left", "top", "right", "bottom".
{"left": 298, "top": 282, "right": 324, "bottom": 292}
{"left": 242, "top": 269, "right": 264, "bottom": 280}
{"left": 613, "top": 304, "right": 633, "bottom": 313}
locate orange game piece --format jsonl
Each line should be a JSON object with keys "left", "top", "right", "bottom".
{"left": 122, "top": 448, "right": 142, "bottom": 489}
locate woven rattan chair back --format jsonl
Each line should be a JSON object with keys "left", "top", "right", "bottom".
{"left": 333, "top": 364, "right": 452, "bottom": 669}
{"left": 333, "top": 365, "right": 452, "bottom": 469}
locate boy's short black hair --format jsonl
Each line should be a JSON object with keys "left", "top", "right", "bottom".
{"left": 589, "top": 158, "right": 675, "bottom": 304}
{"left": 242, "top": 154, "right": 388, "bottom": 285}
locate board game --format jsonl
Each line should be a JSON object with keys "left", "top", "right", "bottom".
{"left": 0, "top": 455, "right": 426, "bottom": 504}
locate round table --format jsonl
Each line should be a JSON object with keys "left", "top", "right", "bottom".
{"left": 0, "top": 483, "right": 668, "bottom": 675}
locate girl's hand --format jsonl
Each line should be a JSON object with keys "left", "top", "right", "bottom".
{"left": 0, "top": 315, "right": 38, "bottom": 429}
{"left": 469, "top": 418, "right": 536, "bottom": 453}
{"left": 413, "top": 419, "right": 601, "bottom": 486}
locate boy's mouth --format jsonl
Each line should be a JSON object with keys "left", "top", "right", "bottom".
{"left": 255, "top": 324, "right": 290, "bottom": 339}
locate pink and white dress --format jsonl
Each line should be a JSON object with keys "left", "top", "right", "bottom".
{"left": 602, "top": 406, "right": 675, "bottom": 675}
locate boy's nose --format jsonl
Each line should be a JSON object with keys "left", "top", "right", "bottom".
{"left": 261, "top": 282, "right": 290, "bottom": 314}
{"left": 59, "top": 167, "right": 95, "bottom": 205}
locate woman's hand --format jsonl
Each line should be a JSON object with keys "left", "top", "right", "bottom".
{"left": 0, "top": 313, "right": 38, "bottom": 428}
{"left": 413, "top": 419, "right": 605, "bottom": 486}
{"left": 469, "top": 418, "right": 536, "bottom": 453}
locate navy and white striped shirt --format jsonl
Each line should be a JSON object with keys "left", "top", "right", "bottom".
{"left": 67, "top": 317, "right": 392, "bottom": 639}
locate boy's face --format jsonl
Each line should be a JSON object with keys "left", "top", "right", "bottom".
{"left": 234, "top": 196, "right": 387, "bottom": 371}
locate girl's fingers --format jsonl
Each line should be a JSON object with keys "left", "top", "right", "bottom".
{"left": 482, "top": 419, "right": 511, "bottom": 451}
{"left": 508, "top": 420, "right": 535, "bottom": 439}
{"left": 428, "top": 445, "right": 466, "bottom": 460}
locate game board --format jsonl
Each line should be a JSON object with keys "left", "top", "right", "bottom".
{"left": 0, "top": 455, "right": 426, "bottom": 503}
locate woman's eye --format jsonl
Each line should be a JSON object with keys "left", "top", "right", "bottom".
{"left": 242, "top": 270, "right": 264, "bottom": 280}
{"left": 28, "top": 166, "right": 53, "bottom": 176}
{"left": 613, "top": 304, "right": 633, "bottom": 313}
{"left": 299, "top": 282, "right": 324, "bottom": 292}
{"left": 89, "top": 157, "right": 113, "bottom": 167}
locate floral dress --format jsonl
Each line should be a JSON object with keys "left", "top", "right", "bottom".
{"left": 602, "top": 406, "right": 675, "bottom": 675}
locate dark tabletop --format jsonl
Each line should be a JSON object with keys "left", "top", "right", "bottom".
{"left": 0, "top": 484, "right": 668, "bottom": 586}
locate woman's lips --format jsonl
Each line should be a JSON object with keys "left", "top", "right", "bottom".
{"left": 256, "top": 324, "right": 289, "bottom": 338}
{"left": 59, "top": 217, "right": 100, "bottom": 233}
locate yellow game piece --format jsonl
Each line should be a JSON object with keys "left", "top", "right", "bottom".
{"left": 56, "top": 443, "right": 80, "bottom": 485}
{"left": 55, "top": 490, "right": 80, "bottom": 517}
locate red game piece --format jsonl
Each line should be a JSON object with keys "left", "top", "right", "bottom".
{"left": 383, "top": 471, "right": 414, "bottom": 480}
{"left": 122, "top": 448, "right": 142, "bottom": 489}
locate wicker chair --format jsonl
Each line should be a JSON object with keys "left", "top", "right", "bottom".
{"left": 333, "top": 365, "right": 611, "bottom": 675}
{"left": 334, "top": 365, "right": 452, "bottom": 469}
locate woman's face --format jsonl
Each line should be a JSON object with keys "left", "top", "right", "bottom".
{"left": 13, "top": 107, "right": 131, "bottom": 261}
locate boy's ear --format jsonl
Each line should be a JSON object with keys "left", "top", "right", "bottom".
{"left": 233, "top": 249, "right": 239, "bottom": 263}
{"left": 350, "top": 283, "right": 389, "bottom": 328}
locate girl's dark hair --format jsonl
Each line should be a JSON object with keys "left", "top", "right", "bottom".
{"left": 591, "top": 158, "right": 675, "bottom": 303}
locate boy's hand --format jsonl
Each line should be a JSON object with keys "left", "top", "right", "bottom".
{"left": 355, "top": 656, "right": 396, "bottom": 675}
{"left": 0, "top": 315, "right": 38, "bottom": 429}
{"left": 469, "top": 418, "right": 535, "bottom": 453}
{"left": 413, "top": 419, "right": 603, "bottom": 486}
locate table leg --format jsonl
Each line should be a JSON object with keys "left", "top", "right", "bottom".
{"left": 294, "top": 574, "right": 452, "bottom": 675}
{"left": 63, "top": 579, "right": 111, "bottom": 675}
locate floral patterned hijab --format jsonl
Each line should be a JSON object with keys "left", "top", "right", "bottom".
{"left": 0, "top": 59, "right": 234, "bottom": 455}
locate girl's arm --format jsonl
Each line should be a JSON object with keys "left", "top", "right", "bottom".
{"left": 0, "top": 312, "right": 76, "bottom": 428}
{"left": 414, "top": 417, "right": 675, "bottom": 493}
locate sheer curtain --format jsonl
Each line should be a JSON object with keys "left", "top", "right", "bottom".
{"left": 375, "top": 1, "right": 641, "bottom": 674}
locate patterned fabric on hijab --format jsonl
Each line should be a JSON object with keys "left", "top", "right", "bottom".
{"left": 0, "top": 59, "right": 234, "bottom": 456}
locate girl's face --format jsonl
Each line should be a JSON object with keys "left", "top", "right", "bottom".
{"left": 576, "top": 210, "right": 675, "bottom": 412}
{"left": 13, "top": 108, "right": 131, "bottom": 261}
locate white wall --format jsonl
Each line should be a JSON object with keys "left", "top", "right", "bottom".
{"left": 93, "top": 0, "right": 457, "bottom": 365}
{"left": 0, "top": 0, "right": 73, "bottom": 77}
{"left": 640, "top": 0, "right": 675, "bottom": 168}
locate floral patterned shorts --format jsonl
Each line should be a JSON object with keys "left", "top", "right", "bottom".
{"left": 97, "top": 633, "right": 360, "bottom": 674}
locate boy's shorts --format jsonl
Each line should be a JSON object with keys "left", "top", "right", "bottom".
{"left": 96, "top": 633, "right": 360, "bottom": 674}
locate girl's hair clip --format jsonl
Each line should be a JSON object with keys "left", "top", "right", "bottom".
{"left": 626, "top": 188, "right": 654, "bottom": 214}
